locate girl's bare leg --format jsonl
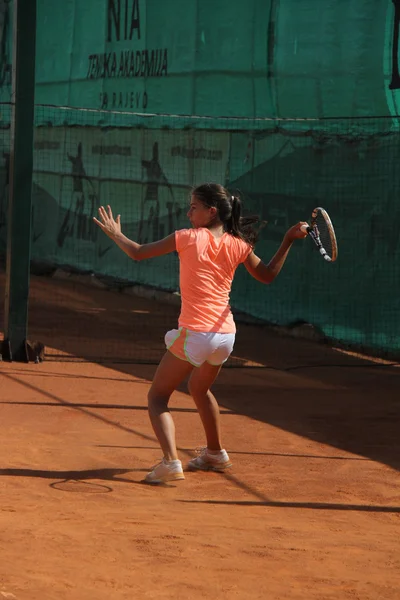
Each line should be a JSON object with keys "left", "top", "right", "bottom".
{"left": 187, "top": 362, "right": 223, "bottom": 451}
{"left": 147, "top": 351, "right": 193, "bottom": 461}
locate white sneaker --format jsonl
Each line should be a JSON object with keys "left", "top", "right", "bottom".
{"left": 188, "top": 448, "right": 232, "bottom": 472}
{"left": 144, "top": 458, "right": 185, "bottom": 484}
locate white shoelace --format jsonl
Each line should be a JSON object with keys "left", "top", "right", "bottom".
{"left": 194, "top": 446, "right": 207, "bottom": 456}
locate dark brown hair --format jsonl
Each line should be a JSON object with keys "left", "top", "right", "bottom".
{"left": 192, "top": 183, "right": 259, "bottom": 246}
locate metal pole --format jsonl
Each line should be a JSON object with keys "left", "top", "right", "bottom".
{"left": 3, "top": 0, "right": 36, "bottom": 361}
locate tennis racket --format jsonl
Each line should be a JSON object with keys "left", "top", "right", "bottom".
{"left": 301, "top": 207, "right": 338, "bottom": 262}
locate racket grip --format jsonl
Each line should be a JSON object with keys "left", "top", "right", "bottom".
{"left": 300, "top": 224, "right": 310, "bottom": 233}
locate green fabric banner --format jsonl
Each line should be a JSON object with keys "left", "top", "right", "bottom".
{"left": 0, "top": 0, "right": 399, "bottom": 119}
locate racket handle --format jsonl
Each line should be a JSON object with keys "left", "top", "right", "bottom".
{"left": 300, "top": 224, "right": 310, "bottom": 233}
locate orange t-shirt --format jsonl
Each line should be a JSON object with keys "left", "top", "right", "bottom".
{"left": 175, "top": 228, "right": 252, "bottom": 333}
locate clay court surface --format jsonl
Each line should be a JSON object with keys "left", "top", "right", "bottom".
{"left": 1, "top": 272, "right": 400, "bottom": 599}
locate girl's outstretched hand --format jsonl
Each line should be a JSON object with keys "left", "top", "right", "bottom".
{"left": 93, "top": 205, "right": 122, "bottom": 239}
{"left": 285, "top": 222, "right": 309, "bottom": 242}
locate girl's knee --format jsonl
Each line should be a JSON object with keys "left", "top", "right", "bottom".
{"left": 148, "top": 389, "right": 170, "bottom": 410}
{"left": 188, "top": 380, "right": 209, "bottom": 398}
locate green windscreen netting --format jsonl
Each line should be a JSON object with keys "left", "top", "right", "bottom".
{"left": 0, "top": 105, "right": 399, "bottom": 362}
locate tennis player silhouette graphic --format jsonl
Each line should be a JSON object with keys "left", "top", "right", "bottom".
{"left": 139, "top": 142, "right": 176, "bottom": 243}
{"left": 57, "top": 143, "right": 97, "bottom": 247}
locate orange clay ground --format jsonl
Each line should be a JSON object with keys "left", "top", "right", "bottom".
{"left": 0, "top": 272, "right": 399, "bottom": 599}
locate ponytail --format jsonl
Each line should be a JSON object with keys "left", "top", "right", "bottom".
{"left": 227, "top": 194, "right": 259, "bottom": 247}
{"left": 227, "top": 195, "right": 242, "bottom": 237}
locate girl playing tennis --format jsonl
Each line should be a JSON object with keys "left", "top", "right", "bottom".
{"left": 94, "top": 183, "right": 308, "bottom": 484}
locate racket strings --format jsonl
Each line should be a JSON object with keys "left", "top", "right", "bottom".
{"left": 314, "top": 213, "right": 334, "bottom": 256}
{"left": 307, "top": 207, "right": 338, "bottom": 262}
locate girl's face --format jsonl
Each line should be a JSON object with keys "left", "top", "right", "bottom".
{"left": 187, "top": 195, "right": 217, "bottom": 228}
